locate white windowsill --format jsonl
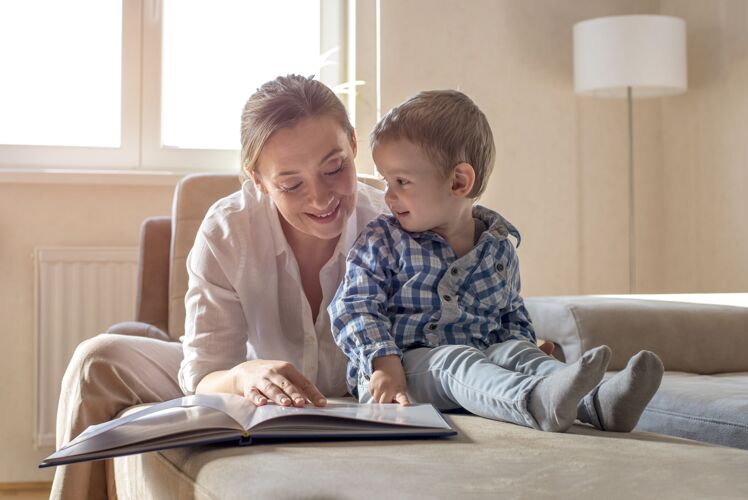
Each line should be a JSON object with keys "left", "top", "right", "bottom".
{"left": 0, "top": 168, "right": 193, "bottom": 186}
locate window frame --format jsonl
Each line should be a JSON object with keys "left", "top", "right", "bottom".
{"left": 0, "top": 0, "right": 350, "bottom": 173}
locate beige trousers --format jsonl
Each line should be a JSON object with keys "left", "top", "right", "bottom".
{"left": 50, "top": 333, "right": 184, "bottom": 500}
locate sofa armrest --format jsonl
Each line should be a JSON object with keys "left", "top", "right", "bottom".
{"left": 135, "top": 216, "right": 172, "bottom": 334}
{"left": 525, "top": 296, "right": 748, "bottom": 373}
{"left": 107, "top": 321, "right": 171, "bottom": 342}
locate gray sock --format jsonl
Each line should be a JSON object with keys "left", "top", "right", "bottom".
{"left": 529, "top": 345, "right": 611, "bottom": 432}
{"left": 594, "top": 350, "right": 664, "bottom": 432}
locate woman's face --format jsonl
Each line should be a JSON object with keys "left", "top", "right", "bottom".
{"left": 252, "top": 116, "right": 358, "bottom": 243}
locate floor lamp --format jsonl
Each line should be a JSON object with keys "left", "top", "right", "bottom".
{"left": 573, "top": 15, "right": 687, "bottom": 292}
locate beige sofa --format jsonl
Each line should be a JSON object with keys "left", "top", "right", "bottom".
{"left": 107, "top": 174, "right": 748, "bottom": 499}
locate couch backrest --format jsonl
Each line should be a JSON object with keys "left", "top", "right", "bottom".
{"left": 167, "top": 173, "right": 385, "bottom": 341}
{"left": 525, "top": 296, "right": 748, "bottom": 373}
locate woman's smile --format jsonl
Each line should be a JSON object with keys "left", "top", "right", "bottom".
{"left": 306, "top": 199, "right": 341, "bottom": 224}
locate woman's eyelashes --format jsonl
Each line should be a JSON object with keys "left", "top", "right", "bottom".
{"left": 278, "top": 162, "right": 346, "bottom": 192}
{"left": 279, "top": 181, "right": 302, "bottom": 193}
{"left": 324, "top": 161, "right": 345, "bottom": 176}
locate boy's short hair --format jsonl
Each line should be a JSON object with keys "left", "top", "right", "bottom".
{"left": 370, "top": 90, "right": 495, "bottom": 198}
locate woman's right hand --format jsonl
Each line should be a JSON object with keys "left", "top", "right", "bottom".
{"left": 230, "top": 359, "right": 327, "bottom": 408}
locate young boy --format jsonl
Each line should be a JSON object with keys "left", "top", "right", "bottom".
{"left": 329, "top": 90, "right": 664, "bottom": 433}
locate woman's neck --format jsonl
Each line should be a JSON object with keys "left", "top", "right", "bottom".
{"left": 280, "top": 217, "right": 339, "bottom": 266}
{"left": 279, "top": 217, "right": 338, "bottom": 323}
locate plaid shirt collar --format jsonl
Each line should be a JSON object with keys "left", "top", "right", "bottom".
{"left": 386, "top": 204, "right": 522, "bottom": 249}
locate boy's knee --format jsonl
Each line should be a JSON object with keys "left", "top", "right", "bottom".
{"left": 488, "top": 338, "right": 536, "bottom": 358}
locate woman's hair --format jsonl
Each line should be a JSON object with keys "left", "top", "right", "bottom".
{"left": 239, "top": 74, "right": 354, "bottom": 182}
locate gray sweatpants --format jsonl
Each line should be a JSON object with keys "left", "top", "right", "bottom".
{"left": 357, "top": 339, "right": 603, "bottom": 429}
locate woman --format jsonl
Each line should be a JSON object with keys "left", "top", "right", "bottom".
{"left": 180, "top": 75, "right": 387, "bottom": 405}
{"left": 52, "top": 74, "right": 386, "bottom": 499}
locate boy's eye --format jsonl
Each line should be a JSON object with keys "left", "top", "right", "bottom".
{"left": 397, "top": 178, "right": 409, "bottom": 186}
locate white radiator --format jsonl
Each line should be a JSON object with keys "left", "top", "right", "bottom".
{"left": 34, "top": 247, "right": 138, "bottom": 448}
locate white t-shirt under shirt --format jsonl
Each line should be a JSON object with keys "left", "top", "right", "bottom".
{"left": 178, "top": 180, "right": 387, "bottom": 396}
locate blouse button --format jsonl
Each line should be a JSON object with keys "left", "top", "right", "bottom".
{"left": 442, "top": 294, "right": 452, "bottom": 302}
{"left": 496, "top": 263, "right": 505, "bottom": 272}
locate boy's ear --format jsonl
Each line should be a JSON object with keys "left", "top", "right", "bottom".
{"left": 451, "top": 162, "right": 476, "bottom": 198}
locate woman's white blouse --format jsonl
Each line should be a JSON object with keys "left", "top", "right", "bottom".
{"left": 178, "top": 180, "right": 386, "bottom": 396}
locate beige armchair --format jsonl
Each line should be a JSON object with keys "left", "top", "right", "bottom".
{"left": 108, "top": 173, "right": 242, "bottom": 342}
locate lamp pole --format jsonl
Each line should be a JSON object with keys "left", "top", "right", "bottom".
{"left": 627, "top": 86, "right": 635, "bottom": 293}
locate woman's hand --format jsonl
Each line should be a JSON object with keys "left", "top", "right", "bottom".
{"left": 369, "top": 355, "right": 410, "bottom": 405}
{"left": 231, "top": 359, "right": 327, "bottom": 408}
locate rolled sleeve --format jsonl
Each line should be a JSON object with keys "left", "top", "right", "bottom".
{"left": 178, "top": 224, "right": 249, "bottom": 394}
{"left": 360, "top": 339, "right": 402, "bottom": 378}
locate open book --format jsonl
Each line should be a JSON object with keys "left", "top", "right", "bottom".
{"left": 40, "top": 394, "right": 456, "bottom": 468}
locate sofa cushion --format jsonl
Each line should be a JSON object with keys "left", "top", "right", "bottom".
{"left": 635, "top": 372, "right": 748, "bottom": 450}
{"left": 113, "top": 408, "right": 748, "bottom": 500}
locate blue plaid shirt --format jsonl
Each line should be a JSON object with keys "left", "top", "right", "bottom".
{"left": 329, "top": 205, "right": 536, "bottom": 395}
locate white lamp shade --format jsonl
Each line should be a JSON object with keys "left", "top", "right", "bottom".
{"left": 574, "top": 15, "right": 687, "bottom": 98}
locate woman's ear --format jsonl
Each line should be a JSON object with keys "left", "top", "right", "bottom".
{"left": 451, "top": 162, "right": 476, "bottom": 198}
{"left": 248, "top": 168, "right": 268, "bottom": 194}
{"left": 350, "top": 129, "right": 358, "bottom": 158}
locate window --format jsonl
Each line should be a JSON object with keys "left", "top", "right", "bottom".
{"left": 160, "top": 1, "right": 321, "bottom": 151}
{"left": 0, "top": 0, "right": 349, "bottom": 172}
{"left": 0, "top": 1, "right": 122, "bottom": 148}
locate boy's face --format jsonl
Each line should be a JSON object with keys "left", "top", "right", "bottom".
{"left": 373, "top": 139, "right": 457, "bottom": 233}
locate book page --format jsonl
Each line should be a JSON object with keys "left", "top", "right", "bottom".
{"left": 52, "top": 404, "right": 241, "bottom": 459}
{"left": 247, "top": 402, "right": 452, "bottom": 432}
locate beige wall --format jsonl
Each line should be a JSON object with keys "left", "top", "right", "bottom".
{"left": 376, "top": 0, "right": 748, "bottom": 295}
{"left": 659, "top": 0, "right": 748, "bottom": 291}
{"left": 376, "top": 0, "right": 667, "bottom": 296}
{"left": 0, "top": 180, "right": 175, "bottom": 481}
{"left": 3, "top": 0, "right": 748, "bottom": 483}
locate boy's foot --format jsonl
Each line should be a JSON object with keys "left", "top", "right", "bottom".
{"left": 594, "top": 350, "right": 664, "bottom": 432}
{"left": 529, "top": 345, "right": 611, "bottom": 432}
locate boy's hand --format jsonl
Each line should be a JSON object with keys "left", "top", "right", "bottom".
{"left": 538, "top": 339, "right": 556, "bottom": 357}
{"left": 370, "top": 355, "right": 410, "bottom": 405}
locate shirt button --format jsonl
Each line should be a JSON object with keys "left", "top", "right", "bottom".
{"left": 450, "top": 267, "right": 458, "bottom": 276}
{"left": 496, "top": 263, "right": 505, "bottom": 272}
{"left": 442, "top": 294, "right": 452, "bottom": 302}
{"left": 428, "top": 323, "right": 437, "bottom": 330}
